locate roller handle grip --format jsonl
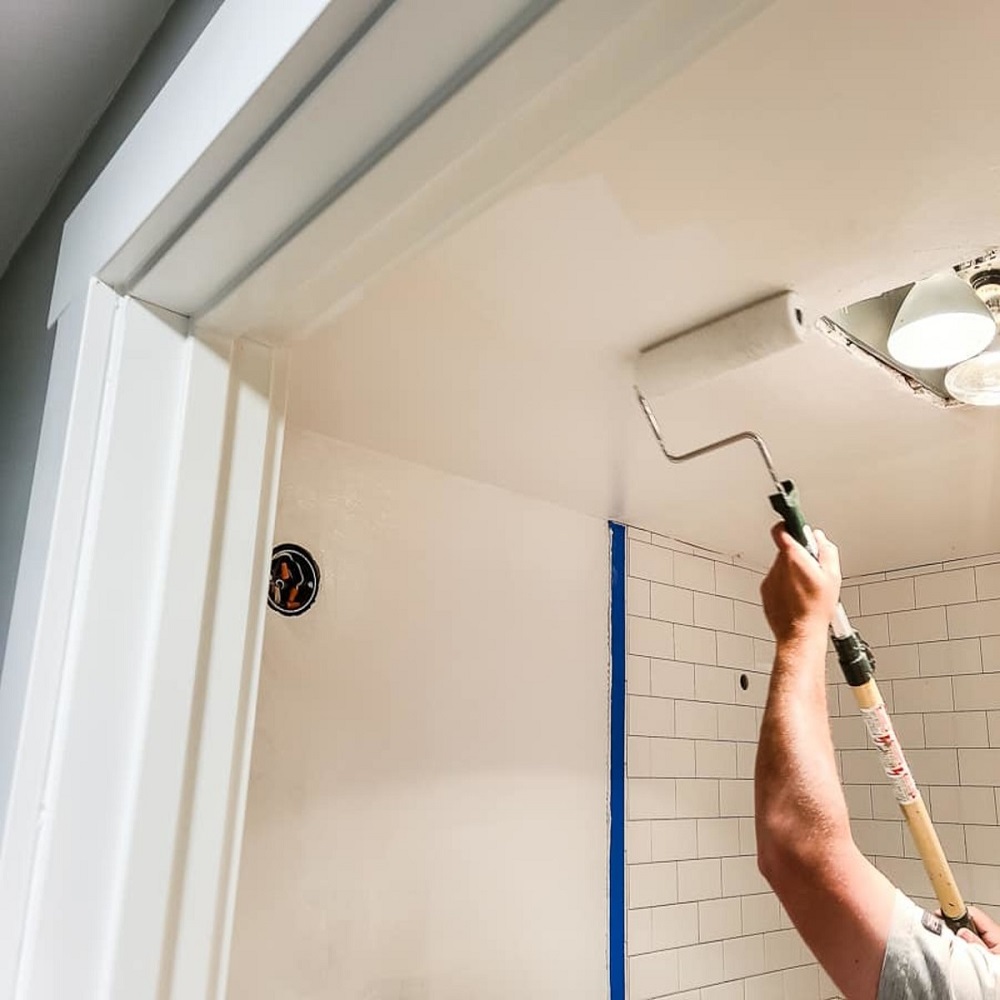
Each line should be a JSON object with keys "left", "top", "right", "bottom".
{"left": 768, "top": 480, "right": 816, "bottom": 556}
{"left": 768, "top": 481, "right": 877, "bottom": 687}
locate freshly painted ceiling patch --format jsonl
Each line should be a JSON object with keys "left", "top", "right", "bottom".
{"left": 887, "top": 271, "right": 996, "bottom": 369}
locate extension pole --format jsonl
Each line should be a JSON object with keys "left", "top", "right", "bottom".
{"left": 850, "top": 678, "right": 967, "bottom": 922}
{"left": 769, "top": 482, "right": 973, "bottom": 932}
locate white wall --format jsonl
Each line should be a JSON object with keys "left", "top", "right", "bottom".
{"left": 834, "top": 554, "right": 1000, "bottom": 916}
{"left": 228, "top": 429, "right": 610, "bottom": 999}
{"left": 624, "top": 527, "right": 836, "bottom": 1000}
{"left": 0, "top": 0, "right": 224, "bottom": 667}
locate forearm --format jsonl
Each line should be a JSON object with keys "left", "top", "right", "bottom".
{"left": 755, "top": 625, "right": 852, "bottom": 876}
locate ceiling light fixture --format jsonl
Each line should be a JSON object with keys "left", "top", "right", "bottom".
{"left": 887, "top": 270, "right": 996, "bottom": 369}
{"left": 944, "top": 337, "right": 1000, "bottom": 406}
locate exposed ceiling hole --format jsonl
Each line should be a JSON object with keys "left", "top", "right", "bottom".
{"left": 824, "top": 249, "right": 1000, "bottom": 406}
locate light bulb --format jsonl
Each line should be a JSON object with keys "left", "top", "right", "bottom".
{"left": 945, "top": 344, "right": 1000, "bottom": 405}
{"left": 887, "top": 271, "right": 996, "bottom": 369}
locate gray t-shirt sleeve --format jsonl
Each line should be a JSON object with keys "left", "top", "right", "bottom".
{"left": 878, "top": 890, "right": 1000, "bottom": 1000}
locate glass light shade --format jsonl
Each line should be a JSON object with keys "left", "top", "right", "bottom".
{"left": 945, "top": 338, "right": 1000, "bottom": 405}
{"left": 887, "top": 271, "right": 996, "bottom": 369}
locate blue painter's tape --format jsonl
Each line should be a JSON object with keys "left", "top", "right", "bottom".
{"left": 609, "top": 522, "right": 626, "bottom": 1000}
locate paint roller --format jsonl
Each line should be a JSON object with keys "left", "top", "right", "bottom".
{"left": 634, "top": 291, "right": 974, "bottom": 933}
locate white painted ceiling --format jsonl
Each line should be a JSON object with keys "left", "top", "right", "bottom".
{"left": 284, "top": 0, "right": 1000, "bottom": 575}
{"left": 0, "top": 0, "right": 173, "bottom": 276}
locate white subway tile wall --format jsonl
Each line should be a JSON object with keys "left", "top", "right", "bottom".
{"left": 625, "top": 528, "right": 835, "bottom": 1000}
{"left": 627, "top": 528, "right": 1000, "bottom": 1000}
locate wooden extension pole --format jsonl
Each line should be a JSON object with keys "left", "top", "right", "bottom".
{"left": 850, "top": 678, "right": 968, "bottom": 924}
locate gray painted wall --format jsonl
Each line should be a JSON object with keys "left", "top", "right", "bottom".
{"left": 0, "top": 0, "right": 225, "bottom": 666}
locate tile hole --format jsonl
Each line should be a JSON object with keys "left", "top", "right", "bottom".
{"left": 739, "top": 673, "right": 749, "bottom": 691}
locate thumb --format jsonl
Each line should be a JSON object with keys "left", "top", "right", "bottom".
{"left": 959, "top": 928, "right": 985, "bottom": 949}
{"left": 771, "top": 522, "right": 795, "bottom": 551}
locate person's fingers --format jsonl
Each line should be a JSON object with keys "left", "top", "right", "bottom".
{"left": 968, "top": 906, "right": 1000, "bottom": 948}
{"left": 783, "top": 532, "right": 824, "bottom": 578}
{"left": 814, "top": 529, "right": 842, "bottom": 580}
{"left": 771, "top": 522, "right": 813, "bottom": 562}
{"left": 770, "top": 523, "right": 791, "bottom": 549}
{"left": 958, "top": 928, "right": 986, "bottom": 949}
{"left": 768, "top": 523, "right": 831, "bottom": 590}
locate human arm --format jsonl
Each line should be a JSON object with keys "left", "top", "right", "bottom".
{"left": 755, "top": 524, "right": 895, "bottom": 1000}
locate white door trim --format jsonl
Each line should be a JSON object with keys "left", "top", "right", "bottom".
{"left": 102, "top": 334, "right": 287, "bottom": 1000}
{"left": 3, "top": 291, "right": 285, "bottom": 999}
{"left": 0, "top": 281, "right": 121, "bottom": 995}
{"left": 48, "top": 0, "right": 391, "bottom": 326}
{"left": 52, "top": 0, "right": 772, "bottom": 336}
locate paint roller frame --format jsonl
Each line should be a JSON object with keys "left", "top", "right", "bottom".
{"left": 634, "top": 386, "right": 784, "bottom": 494}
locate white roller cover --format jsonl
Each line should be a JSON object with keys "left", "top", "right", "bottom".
{"left": 636, "top": 291, "right": 807, "bottom": 395}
